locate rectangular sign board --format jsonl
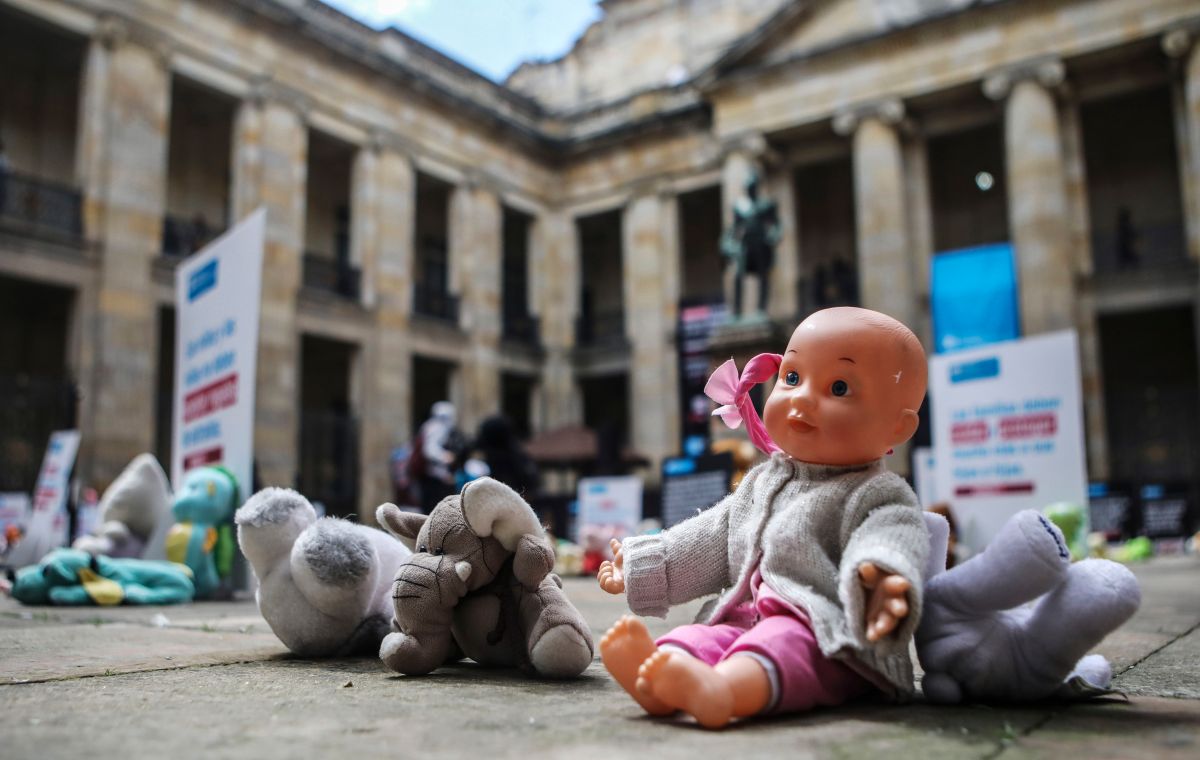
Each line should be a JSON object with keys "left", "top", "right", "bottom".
{"left": 930, "top": 330, "right": 1088, "bottom": 551}
{"left": 172, "top": 208, "right": 265, "bottom": 497}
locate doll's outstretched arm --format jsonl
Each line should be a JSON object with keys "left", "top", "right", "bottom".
{"left": 621, "top": 491, "right": 734, "bottom": 617}
{"left": 838, "top": 491, "right": 928, "bottom": 655}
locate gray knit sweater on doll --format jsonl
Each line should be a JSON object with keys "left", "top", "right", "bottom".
{"left": 622, "top": 452, "right": 929, "bottom": 697}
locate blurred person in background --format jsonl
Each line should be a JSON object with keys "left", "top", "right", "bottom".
{"left": 473, "top": 414, "right": 538, "bottom": 498}
{"left": 411, "top": 401, "right": 465, "bottom": 513}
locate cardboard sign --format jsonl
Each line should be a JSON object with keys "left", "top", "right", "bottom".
{"left": 576, "top": 476, "right": 643, "bottom": 542}
{"left": 661, "top": 453, "right": 734, "bottom": 528}
{"left": 930, "top": 331, "right": 1088, "bottom": 551}
{"left": 172, "top": 208, "right": 265, "bottom": 497}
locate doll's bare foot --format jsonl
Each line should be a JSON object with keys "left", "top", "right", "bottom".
{"left": 636, "top": 650, "right": 735, "bottom": 729}
{"left": 599, "top": 616, "right": 674, "bottom": 716}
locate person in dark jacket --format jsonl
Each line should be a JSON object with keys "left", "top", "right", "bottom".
{"left": 473, "top": 415, "right": 538, "bottom": 497}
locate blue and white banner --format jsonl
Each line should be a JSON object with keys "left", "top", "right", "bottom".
{"left": 931, "top": 243, "right": 1019, "bottom": 354}
{"left": 172, "top": 208, "right": 265, "bottom": 497}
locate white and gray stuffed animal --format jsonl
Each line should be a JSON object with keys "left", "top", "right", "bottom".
{"left": 917, "top": 509, "right": 1141, "bottom": 703}
{"left": 376, "top": 477, "right": 594, "bottom": 678}
{"left": 73, "top": 453, "right": 172, "bottom": 560}
{"left": 236, "top": 488, "right": 412, "bottom": 657}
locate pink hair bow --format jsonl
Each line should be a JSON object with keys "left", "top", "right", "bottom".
{"left": 704, "top": 354, "right": 783, "bottom": 455}
{"left": 705, "top": 359, "right": 744, "bottom": 429}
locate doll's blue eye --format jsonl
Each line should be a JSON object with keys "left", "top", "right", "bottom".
{"left": 785, "top": 371, "right": 799, "bottom": 386}
{"left": 418, "top": 545, "right": 427, "bottom": 553}
{"left": 831, "top": 380, "right": 849, "bottom": 397}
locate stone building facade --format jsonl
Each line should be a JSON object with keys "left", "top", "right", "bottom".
{"left": 2, "top": 0, "right": 1199, "bottom": 519}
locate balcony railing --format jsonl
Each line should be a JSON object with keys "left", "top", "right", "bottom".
{"left": 0, "top": 374, "right": 78, "bottom": 494}
{"left": 503, "top": 311, "right": 540, "bottom": 346}
{"left": 0, "top": 170, "right": 82, "bottom": 240}
{"left": 413, "top": 284, "right": 460, "bottom": 325}
{"left": 1091, "top": 221, "right": 1188, "bottom": 275}
{"left": 303, "top": 253, "right": 362, "bottom": 301}
{"left": 297, "top": 409, "right": 359, "bottom": 519}
{"left": 575, "top": 308, "right": 627, "bottom": 348}
{"left": 162, "top": 214, "right": 224, "bottom": 259}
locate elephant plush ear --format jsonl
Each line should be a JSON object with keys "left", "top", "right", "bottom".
{"left": 376, "top": 503, "right": 427, "bottom": 550}
{"left": 460, "top": 477, "right": 542, "bottom": 551}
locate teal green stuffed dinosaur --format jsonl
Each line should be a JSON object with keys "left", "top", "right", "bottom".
{"left": 166, "top": 466, "right": 239, "bottom": 599}
{"left": 11, "top": 548, "right": 194, "bottom": 605}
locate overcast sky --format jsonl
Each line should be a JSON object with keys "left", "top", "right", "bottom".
{"left": 322, "top": 0, "right": 603, "bottom": 82}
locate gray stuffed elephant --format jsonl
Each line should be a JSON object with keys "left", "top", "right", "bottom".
{"left": 917, "top": 509, "right": 1141, "bottom": 702}
{"left": 376, "top": 477, "right": 594, "bottom": 678}
{"left": 236, "top": 488, "right": 412, "bottom": 657}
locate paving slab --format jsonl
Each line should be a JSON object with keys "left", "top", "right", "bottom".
{"left": 0, "top": 622, "right": 287, "bottom": 683}
{"left": 0, "top": 656, "right": 1054, "bottom": 760}
{"left": 997, "top": 696, "right": 1200, "bottom": 759}
{"left": 1116, "top": 627, "right": 1200, "bottom": 699}
{"left": 0, "top": 556, "right": 1194, "bottom": 759}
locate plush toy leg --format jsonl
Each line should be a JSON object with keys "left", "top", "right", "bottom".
{"left": 519, "top": 574, "right": 595, "bottom": 678}
{"left": 380, "top": 628, "right": 456, "bottom": 676}
{"left": 289, "top": 519, "right": 380, "bottom": 620}
{"left": 927, "top": 510, "right": 1070, "bottom": 615}
{"left": 235, "top": 489, "right": 317, "bottom": 576}
{"left": 1014, "top": 559, "right": 1141, "bottom": 698}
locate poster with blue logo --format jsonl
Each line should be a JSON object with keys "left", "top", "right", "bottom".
{"left": 929, "top": 330, "right": 1087, "bottom": 551}
{"left": 172, "top": 209, "right": 265, "bottom": 497}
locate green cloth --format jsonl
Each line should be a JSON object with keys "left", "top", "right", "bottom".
{"left": 12, "top": 549, "right": 194, "bottom": 606}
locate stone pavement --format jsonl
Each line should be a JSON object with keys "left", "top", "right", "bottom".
{"left": 1, "top": 557, "right": 1197, "bottom": 759}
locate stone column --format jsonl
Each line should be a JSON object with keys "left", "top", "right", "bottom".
{"left": 1164, "top": 29, "right": 1200, "bottom": 261}
{"left": 903, "top": 134, "right": 935, "bottom": 349}
{"left": 356, "top": 141, "right": 415, "bottom": 518}
{"left": 835, "top": 100, "right": 916, "bottom": 476}
{"left": 1060, "top": 99, "right": 1108, "bottom": 479}
{"left": 985, "top": 61, "right": 1075, "bottom": 335}
{"left": 766, "top": 167, "right": 799, "bottom": 323}
{"left": 75, "top": 19, "right": 171, "bottom": 487}
{"left": 452, "top": 180, "right": 503, "bottom": 435}
{"left": 232, "top": 84, "right": 308, "bottom": 489}
{"left": 531, "top": 210, "right": 581, "bottom": 432}
{"left": 623, "top": 190, "right": 681, "bottom": 475}
{"left": 834, "top": 99, "right": 917, "bottom": 331}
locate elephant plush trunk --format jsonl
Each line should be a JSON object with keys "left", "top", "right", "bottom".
{"left": 381, "top": 556, "right": 471, "bottom": 675}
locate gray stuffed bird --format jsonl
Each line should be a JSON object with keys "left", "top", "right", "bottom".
{"left": 917, "top": 509, "right": 1141, "bottom": 703}
{"left": 376, "top": 477, "right": 594, "bottom": 678}
{"left": 236, "top": 488, "right": 412, "bottom": 657}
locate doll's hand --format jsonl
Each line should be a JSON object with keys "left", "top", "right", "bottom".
{"left": 858, "top": 562, "right": 910, "bottom": 642}
{"left": 597, "top": 538, "right": 625, "bottom": 594}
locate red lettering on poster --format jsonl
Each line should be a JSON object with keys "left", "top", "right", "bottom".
{"left": 999, "top": 413, "right": 1056, "bottom": 440}
{"left": 955, "top": 482, "right": 1036, "bottom": 497}
{"left": 951, "top": 421, "right": 989, "bottom": 445}
{"left": 183, "top": 373, "right": 238, "bottom": 423}
{"left": 183, "top": 446, "right": 223, "bottom": 470}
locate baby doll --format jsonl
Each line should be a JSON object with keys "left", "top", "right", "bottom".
{"left": 598, "top": 306, "right": 929, "bottom": 729}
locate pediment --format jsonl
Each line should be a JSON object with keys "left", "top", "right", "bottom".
{"left": 714, "top": 0, "right": 982, "bottom": 77}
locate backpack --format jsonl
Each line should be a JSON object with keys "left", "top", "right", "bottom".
{"left": 406, "top": 431, "right": 428, "bottom": 480}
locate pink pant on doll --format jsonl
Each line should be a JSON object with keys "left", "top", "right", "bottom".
{"left": 656, "top": 577, "right": 873, "bottom": 714}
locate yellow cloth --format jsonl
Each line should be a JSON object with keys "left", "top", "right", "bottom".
{"left": 77, "top": 567, "right": 125, "bottom": 606}
{"left": 166, "top": 523, "right": 190, "bottom": 565}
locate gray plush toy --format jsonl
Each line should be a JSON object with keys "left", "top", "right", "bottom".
{"left": 72, "top": 453, "right": 172, "bottom": 560}
{"left": 376, "top": 477, "right": 594, "bottom": 678}
{"left": 236, "top": 488, "right": 412, "bottom": 657}
{"left": 917, "top": 509, "right": 1141, "bottom": 703}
